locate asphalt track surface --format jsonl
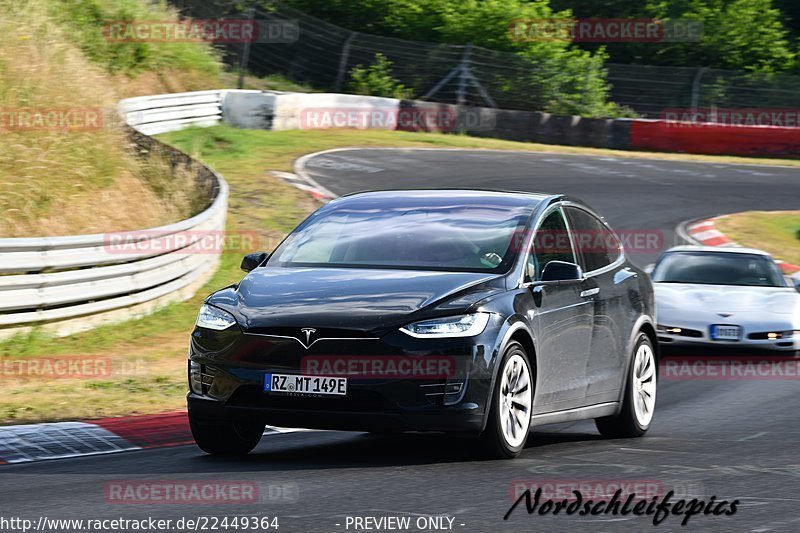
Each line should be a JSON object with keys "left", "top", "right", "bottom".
{"left": 3, "top": 148, "right": 800, "bottom": 533}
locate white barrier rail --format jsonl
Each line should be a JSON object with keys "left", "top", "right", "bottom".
{"left": 0, "top": 91, "right": 230, "bottom": 338}
{"left": 118, "top": 90, "right": 224, "bottom": 135}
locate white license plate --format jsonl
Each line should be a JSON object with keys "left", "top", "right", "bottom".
{"left": 710, "top": 325, "right": 741, "bottom": 341}
{"left": 264, "top": 373, "right": 347, "bottom": 396}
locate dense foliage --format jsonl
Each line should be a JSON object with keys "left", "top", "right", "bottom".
{"left": 283, "top": 0, "right": 799, "bottom": 73}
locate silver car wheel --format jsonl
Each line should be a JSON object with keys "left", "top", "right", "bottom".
{"left": 632, "top": 343, "right": 657, "bottom": 427}
{"left": 498, "top": 353, "right": 532, "bottom": 448}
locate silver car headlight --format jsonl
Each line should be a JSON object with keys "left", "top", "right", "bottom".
{"left": 196, "top": 303, "right": 237, "bottom": 331}
{"left": 401, "top": 313, "right": 491, "bottom": 338}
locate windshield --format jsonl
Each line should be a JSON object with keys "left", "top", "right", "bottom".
{"left": 267, "top": 197, "right": 532, "bottom": 272}
{"left": 653, "top": 251, "right": 786, "bottom": 287}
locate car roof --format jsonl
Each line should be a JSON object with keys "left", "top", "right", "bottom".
{"left": 333, "top": 189, "right": 557, "bottom": 207}
{"left": 664, "top": 245, "right": 772, "bottom": 257}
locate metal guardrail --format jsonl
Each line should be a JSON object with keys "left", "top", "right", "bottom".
{"left": 0, "top": 91, "right": 229, "bottom": 338}
{"left": 119, "top": 90, "right": 224, "bottom": 135}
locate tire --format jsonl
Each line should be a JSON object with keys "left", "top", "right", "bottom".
{"left": 477, "top": 341, "right": 534, "bottom": 459}
{"left": 189, "top": 413, "right": 265, "bottom": 456}
{"left": 595, "top": 332, "right": 657, "bottom": 438}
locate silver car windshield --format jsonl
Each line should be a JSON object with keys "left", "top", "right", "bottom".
{"left": 653, "top": 251, "right": 785, "bottom": 287}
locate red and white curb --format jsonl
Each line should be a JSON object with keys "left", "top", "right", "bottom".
{"left": 685, "top": 218, "right": 737, "bottom": 247}
{"left": 270, "top": 171, "right": 336, "bottom": 202}
{"left": 0, "top": 412, "right": 309, "bottom": 464}
{"left": 685, "top": 217, "right": 800, "bottom": 275}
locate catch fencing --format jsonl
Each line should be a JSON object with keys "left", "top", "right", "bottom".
{"left": 170, "top": 0, "right": 800, "bottom": 119}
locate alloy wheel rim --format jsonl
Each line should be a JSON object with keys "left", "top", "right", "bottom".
{"left": 499, "top": 353, "right": 532, "bottom": 448}
{"left": 632, "top": 343, "right": 656, "bottom": 427}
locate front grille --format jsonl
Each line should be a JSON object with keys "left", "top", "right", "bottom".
{"left": 243, "top": 327, "right": 376, "bottom": 340}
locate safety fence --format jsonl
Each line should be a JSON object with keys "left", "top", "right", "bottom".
{"left": 169, "top": 0, "right": 800, "bottom": 120}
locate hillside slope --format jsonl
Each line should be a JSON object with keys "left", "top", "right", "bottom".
{"left": 0, "top": 0, "right": 222, "bottom": 237}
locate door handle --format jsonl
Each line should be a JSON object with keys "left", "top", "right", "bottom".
{"left": 580, "top": 288, "right": 599, "bottom": 298}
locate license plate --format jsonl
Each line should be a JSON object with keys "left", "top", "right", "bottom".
{"left": 264, "top": 373, "right": 347, "bottom": 396}
{"left": 710, "top": 325, "right": 741, "bottom": 341}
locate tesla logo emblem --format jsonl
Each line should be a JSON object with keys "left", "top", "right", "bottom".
{"left": 718, "top": 313, "right": 733, "bottom": 318}
{"left": 300, "top": 328, "right": 316, "bottom": 347}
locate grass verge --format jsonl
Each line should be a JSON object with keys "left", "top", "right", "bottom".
{"left": 3, "top": 125, "right": 800, "bottom": 423}
{"left": 714, "top": 211, "right": 800, "bottom": 267}
{"left": 0, "top": 0, "right": 225, "bottom": 237}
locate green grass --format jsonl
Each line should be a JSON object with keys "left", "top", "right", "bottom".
{"left": 0, "top": 0, "right": 224, "bottom": 237}
{"left": 714, "top": 211, "right": 800, "bottom": 266}
{"left": 5, "top": 125, "right": 800, "bottom": 423}
{"left": 49, "top": 0, "right": 221, "bottom": 77}
{"left": 221, "top": 72, "right": 318, "bottom": 93}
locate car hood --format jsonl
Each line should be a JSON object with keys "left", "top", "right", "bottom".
{"left": 208, "top": 267, "right": 506, "bottom": 333}
{"left": 655, "top": 283, "right": 800, "bottom": 317}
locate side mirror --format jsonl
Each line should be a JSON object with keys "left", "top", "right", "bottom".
{"left": 644, "top": 264, "right": 655, "bottom": 275}
{"left": 793, "top": 277, "right": 800, "bottom": 292}
{"left": 240, "top": 251, "right": 269, "bottom": 272}
{"left": 541, "top": 261, "right": 583, "bottom": 283}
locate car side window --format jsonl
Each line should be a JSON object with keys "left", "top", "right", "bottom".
{"left": 527, "top": 208, "right": 576, "bottom": 281}
{"left": 564, "top": 207, "right": 621, "bottom": 273}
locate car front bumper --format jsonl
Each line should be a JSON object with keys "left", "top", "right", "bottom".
{"left": 186, "top": 320, "right": 505, "bottom": 434}
{"left": 187, "top": 392, "right": 486, "bottom": 433}
{"left": 657, "top": 324, "right": 799, "bottom": 352}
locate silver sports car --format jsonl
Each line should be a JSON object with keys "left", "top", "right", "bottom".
{"left": 651, "top": 246, "right": 800, "bottom": 353}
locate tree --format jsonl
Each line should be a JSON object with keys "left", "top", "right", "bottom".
{"left": 347, "top": 53, "right": 412, "bottom": 99}
{"left": 551, "top": 0, "right": 796, "bottom": 73}
{"left": 435, "top": 0, "right": 618, "bottom": 116}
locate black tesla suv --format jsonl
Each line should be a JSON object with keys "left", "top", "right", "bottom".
{"left": 188, "top": 190, "right": 657, "bottom": 459}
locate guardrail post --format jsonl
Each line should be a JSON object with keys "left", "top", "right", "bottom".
{"left": 335, "top": 31, "right": 358, "bottom": 92}
{"left": 690, "top": 67, "right": 707, "bottom": 116}
{"left": 237, "top": 2, "right": 257, "bottom": 89}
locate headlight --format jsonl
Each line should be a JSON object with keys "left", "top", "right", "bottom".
{"left": 196, "top": 303, "right": 237, "bottom": 331}
{"left": 401, "top": 313, "right": 491, "bottom": 338}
